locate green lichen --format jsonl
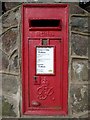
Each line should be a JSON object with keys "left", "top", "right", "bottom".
{"left": 2, "top": 98, "right": 16, "bottom": 117}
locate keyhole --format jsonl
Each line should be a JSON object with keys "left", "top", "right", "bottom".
{"left": 34, "top": 76, "right": 37, "bottom": 81}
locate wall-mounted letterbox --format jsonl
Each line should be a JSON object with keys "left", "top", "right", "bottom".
{"left": 22, "top": 4, "right": 68, "bottom": 115}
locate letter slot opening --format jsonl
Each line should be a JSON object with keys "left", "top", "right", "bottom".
{"left": 29, "top": 19, "right": 61, "bottom": 30}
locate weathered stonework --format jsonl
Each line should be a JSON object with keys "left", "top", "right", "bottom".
{"left": 0, "top": 1, "right": 89, "bottom": 119}
{"left": 1, "top": 73, "right": 20, "bottom": 117}
{"left": 70, "top": 4, "right": 88, "bottom": 14}
{"left": 0, "top": 50, "right": 9, "bottom": 71}
{"left": 2, "top": 97, "right": 16, "bottom": 117}
{"left": 0, "top": 96, "right": 2, "bottom": 116}
{"left": 9, "top": 48, "right": 19, "bottom": 73}
{"left": 71, "top": 17, "right": 88, "bottom": 33}
{"left": 70, "top": 84, "right": 88, "bottom": 114}
{"left": 5, "top": 2, "right": 21, "bottom": 11}
{"left": 1, "top": 6, "right": 21, "bottom": 33}
{"left": 69, "top": 2, "right": 89, "bottom": 119}
{"left": 72, "top": 60, "right": 88, "bottom": 81}
{"left": 2, "top": 28, "right": 18, "bottom": 54}
{"left": 0, "top": 5, "right": 21, "bottom": 118}
{"left": 71, "top": 34, "right": 88, "bottom": 56}
{"left": 88, "top": 85, "right": 90, "bottom": 111}
{"left": 2, "top": 74, "right": 18, "bottom": 94}
{"left": 2, "top": 14, "right": 18, "bottom": 29}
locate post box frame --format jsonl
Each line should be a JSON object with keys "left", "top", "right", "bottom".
{"left": 22, "top": 4, "right": 69, "bottom": 116}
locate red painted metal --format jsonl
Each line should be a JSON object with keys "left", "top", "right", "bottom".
{"left": 22, "top": 4, "right": 69, "bottom": 115}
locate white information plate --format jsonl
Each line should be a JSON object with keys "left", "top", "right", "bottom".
{"left": 36, "top": 47, "right": 54, "bottom": 74}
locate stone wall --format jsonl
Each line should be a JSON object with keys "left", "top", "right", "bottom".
{"left": 0, "top": 1, "right": 89, "bottom": 119}
{"left": 0, "top": 4, "right": 21, "bottom": 118}
{"left": 69, "top": 5, "right": 89, "bottom": 118}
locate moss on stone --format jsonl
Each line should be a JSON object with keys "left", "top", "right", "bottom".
{"left": 2, "top": 98, "right": 16, "bottom": 117}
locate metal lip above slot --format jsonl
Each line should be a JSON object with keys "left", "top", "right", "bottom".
{"left": 29, "top": 27, "right": 61, "bottom": 31}
{"left": 28, "top": 37, "right": 62, "bottom": 40}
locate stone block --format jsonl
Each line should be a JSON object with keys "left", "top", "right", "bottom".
{"left": 1, "top": 23, "right": 20, "bottom": 73}
{"left": 8, "top": 49, "right": 19, "bottom": 73}
{"left": 2, "top": 6, "right": 21, "bottom": 29}
{"left": 2, "top": 74, "right": 18, "bottom": 94}
{"left": 0, "top": 19, "right": 2, "bottom": 36}
{"left": 0, "top": 36, "right": 2, "bottom": 49}
{"left": 72, "top": 60, "right": 88, "bottom": 81}
{"left": 2, "top": 97, "right": 16, "bottom": 117}
{"left": 0, "top": 50, "right": 9, "bottom": 71}
{"left": 5, "top": 2, "right": 21, "bottom": 11}
{"left": 71, "top": 17, "right": 88, "bottom": 33}
{"left": 88, "top": 86, "right": 90, "bottom": 111}
{"left": 79, "top": 112, "right": 89, "bottom": 118}
{"left": 70, "top": 4, "right": 88, "bottom": 14}
{"left": 88, "top": 61, "right": 90, "bottom": 81}
{"left": 0, "top": 96, "right": 2, "bottom": 116}
{"left": 2, "top": 12, "right": 18, "bottom": 29}
{"left": 71, "top": 34, "right": 88, "bottom": 56}
{"left": 0, "top": 74, "right": 2, "bottom": 95}
{"left": 70, "top": 84, "right": 88, "bottom": 114}
{"left": 2, "top": 28, "right": 18, "bottom": 54}
{"left": 88, "top": 36, "right": 90, "bottom": 59}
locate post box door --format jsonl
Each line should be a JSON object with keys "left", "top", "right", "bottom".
{"left": 28, "top": 38, "right": 64, "bottom": 113}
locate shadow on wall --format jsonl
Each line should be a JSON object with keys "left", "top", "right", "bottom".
{"left": 2, "top": 2, "right": 6, "bottom": 14}
{"left": 1, "top": 2, "right": 21, "bottom": 14}
{"left": 79, "top": 1, "right": 90, "bottom": 12}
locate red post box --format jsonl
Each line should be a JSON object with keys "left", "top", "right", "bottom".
{"left": 22, "top": 4, "right": 68, "bottom": 115}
